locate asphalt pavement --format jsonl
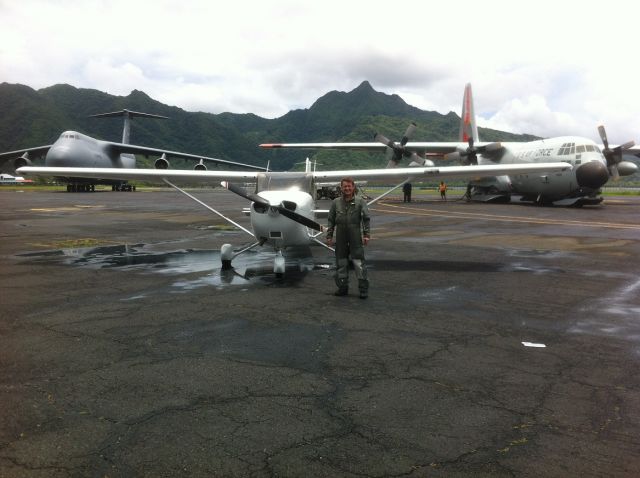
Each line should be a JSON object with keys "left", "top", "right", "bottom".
{"left": 1, "top": 188, "right": 639, "bottom": 477}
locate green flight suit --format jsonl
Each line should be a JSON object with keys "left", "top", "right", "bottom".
{"left": 326, "top": 194, "right": 371, "bottom": 292}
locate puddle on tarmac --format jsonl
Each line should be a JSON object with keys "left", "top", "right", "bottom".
{"left": 17, "top": 243, "right": 333, "bottom": 293}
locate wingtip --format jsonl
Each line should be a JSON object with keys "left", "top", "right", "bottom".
{"left": 259, "top": 144, "right": 282, "bottom": 148}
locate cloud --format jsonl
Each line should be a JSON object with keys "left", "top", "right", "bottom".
{"left": 0, "top": 0, "right": 638, "bottom": 143}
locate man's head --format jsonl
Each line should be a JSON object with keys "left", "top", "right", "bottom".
{"left": 340, "top": 177, "right": 355, "bottom": 198}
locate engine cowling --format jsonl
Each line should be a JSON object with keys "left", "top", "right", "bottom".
{"left": 154, "top": 154, "right": 170, "bottom": 169}
{"left": 194, "top": 159, "right": 207, "bottom": 171}
{"left": 14, "top": 153, "right": 32, "bottom": 170}
{"left": 617, "top": 161, "right": 638, "bottom": 177}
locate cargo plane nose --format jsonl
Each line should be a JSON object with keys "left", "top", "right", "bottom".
{"left": 575, "top": 160, "right": 609, "bottom": 189}
{"left": 45, "top": 144, "right": 76, "bottom": 167}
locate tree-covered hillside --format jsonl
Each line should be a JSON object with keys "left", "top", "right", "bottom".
{"left": 2, "top": 80, "right": 624, "bottom": 176}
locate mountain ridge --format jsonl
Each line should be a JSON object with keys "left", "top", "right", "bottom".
{"left": 0, "top": 81, "right": 538, "bottom": 171}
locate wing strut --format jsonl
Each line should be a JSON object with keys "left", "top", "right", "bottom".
{"left": 162, "top": 179, "right": 255, "bottom": 237}
{"left": 366, "top": 179, "right": 411, "bottom": 206}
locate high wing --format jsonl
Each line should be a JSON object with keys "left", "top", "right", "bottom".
{"left": 261, "top": 141, "right": 479, "bottom": 157}
{"left": 18, "top": 162, "right": 572, "bottom": 184}
{"left": 312, "top": 163, "right": 571, "bottom": 181}
{"left": 263, "top": 141, "right": 640, "bottom": 159}
{"left": 0, "top": 145, "right": 52, "bottom": 165}
{"left": 105, "top": 142, "right": 267, "bottom": 171}
{"left": 17, "top": 167, "right": 262, "bottom": 184}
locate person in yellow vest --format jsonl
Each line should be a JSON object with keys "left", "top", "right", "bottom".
{"left": 439, "top": 181, "right": 447, "bottom": 201}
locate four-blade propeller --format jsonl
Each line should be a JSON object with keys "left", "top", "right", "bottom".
{"left": 374, "top": 122, "right": 425, "bottom": 166}
{"left": 444, "top": 137, "right": 502, "bottom": 165}
{"left": 597, "top": 125, "right": 635, "bottom": 180}
{"left": 221, "top": 182, "right": 323, "bottom": 231}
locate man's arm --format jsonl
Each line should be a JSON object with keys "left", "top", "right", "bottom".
{"left": 326, "top": 201, "right": 337, "bottom": 245}
{"left": 361, "top": 200, "right": 371, "bottom": 244}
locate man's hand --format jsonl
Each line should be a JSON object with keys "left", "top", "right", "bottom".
{"left": 327, "top": 237, "right": 334, "bottom": 246}
{"left": 363, "top": 237, "right": 370, "bottom": 246}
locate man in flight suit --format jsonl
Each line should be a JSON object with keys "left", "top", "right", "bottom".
{"left": 326, "top": 177, "right": 371, "bottom": 299}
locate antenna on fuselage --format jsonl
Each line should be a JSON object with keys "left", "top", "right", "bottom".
{"left": 89, "top": 109, "right": 169, "bottom": 144}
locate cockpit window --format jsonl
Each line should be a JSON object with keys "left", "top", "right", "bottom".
{"left": 256, "top": 172, "right": 312, "bottom": 193}
{"left": 576, "top": 145, "right": 585, "bottom": 153}
{"left": 558, "top": 142, "right": 576, "bottom": 155}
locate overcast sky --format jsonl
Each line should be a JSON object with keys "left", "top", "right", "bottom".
{"left": 1, "top": 0, "right": 637, "bottom": 143}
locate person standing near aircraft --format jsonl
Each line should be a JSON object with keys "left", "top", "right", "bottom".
{"left": 439, "top": 181, "right": 447, "bottom": 200}
{"left": 326, "top": 177, "right": 371, "bottom": 299}
{"left": 403, "top": 182, "right": 412, "bottom": 202}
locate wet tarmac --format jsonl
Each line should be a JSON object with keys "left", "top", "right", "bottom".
{"left": 1, "top": 188, "right": 640, "bottom": 477}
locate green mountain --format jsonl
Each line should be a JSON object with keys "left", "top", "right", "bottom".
{"left": 0, "top": 80, "right": 538, "bottom": 172}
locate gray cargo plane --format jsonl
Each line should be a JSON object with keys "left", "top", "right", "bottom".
{"left": 261, "top": 84, "right": 639, "bottom": 206}
{"left": 0, "top": 110, "right": 266, "bottom": 192}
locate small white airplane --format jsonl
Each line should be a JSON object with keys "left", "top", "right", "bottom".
{"left": 19, "top": 158, "right": 571, "bottom": 276}
{"left": 0, "top": 110, "right": 265, "bottom": 192}
{"left": 260, "top": 84, "right": 639, "bottom": 206}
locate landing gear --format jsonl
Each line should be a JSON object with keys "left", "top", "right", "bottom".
{"left": 221, "top": 244, "right": 234, "bottom": 270}
{"left": 66, "top": 183, "right": 95, "bottom": 192}
{"left": 219, "top": 240, "right": 286, "bottom": 276}
{"left": 111, "top": 183, "right": 135, "bottom": 192}
{"left": 274, "top": 250, "right": 285, "bottom": 277}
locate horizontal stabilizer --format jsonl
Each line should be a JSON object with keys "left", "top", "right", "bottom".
{"left": 89, "top": 109, "right": 168, "bottom": 120}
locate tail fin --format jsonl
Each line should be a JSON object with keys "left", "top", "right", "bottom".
{"left": 89, "top": 109, "right": 168, "bottom": 144}
{"left": 459, "top": 83, "right": 479, "bottom": 143}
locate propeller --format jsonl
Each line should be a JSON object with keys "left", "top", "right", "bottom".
{"left": 374, "top": 122, "right": 425, "bottom": 167}
{"left": 597, "top": 125, "right": 635, "bottom": 180}
{"left": 221, "top": 182, "right": 323, "bottom": 231}
{"left": 444, "top": 138, "right": 502, "bottom": 165}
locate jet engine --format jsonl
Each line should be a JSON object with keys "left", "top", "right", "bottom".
{"left": 194, "top": 159, "right": 207, "bottom": 171}
{"left": 154, "top": 153, "right": 170, "bottom": 169}
{"left": 13, "top": 152, "right": 32, "bottom": 171}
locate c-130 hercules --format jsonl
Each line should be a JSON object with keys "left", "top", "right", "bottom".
{"left": 261, "top": 84, "right": 638, "bottom": 206}
{"left": 0, "top": 109, "right": 265, "bottom": 192}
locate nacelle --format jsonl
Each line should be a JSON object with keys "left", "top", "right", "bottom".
{"left": 617, "top": 161, "right": 638, "bottom": 177}
{"left": 194, "top": 159, "right": 207, "bottom": 171}
{"left": 155, "top": 154, "right": 170, "bottom": 169}
{"left": 445, "top": 151, "right": 463, "bottom": 163}
{"left": 13, "top": 153, "right": 32, "bottom": 170}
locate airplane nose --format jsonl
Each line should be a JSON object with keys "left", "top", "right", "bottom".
{"left": 575, "top": 161, "right": 609, "bottom": 189}
{"left": 46, "top": 145, "right": 74, "bottom": 167}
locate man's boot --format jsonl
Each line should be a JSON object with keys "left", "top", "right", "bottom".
{"left": 358, "top": 279, "right": 368, "bottom": 299}
{"left": 334, "top": 277, "right": 349, "bottom": 296}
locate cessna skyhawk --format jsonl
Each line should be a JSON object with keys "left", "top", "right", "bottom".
{"left": 260, "top": 84, "right": 638, "bottom": 206}
{"left": 18, "top": 159, "right": 571, "bottom": 276}
{"left": 0, "top": 110, "right": 266, "bottom": 192}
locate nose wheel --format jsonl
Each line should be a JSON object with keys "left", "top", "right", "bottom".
{"left": 274, "top": 250, "right": 285, "bottom": 278}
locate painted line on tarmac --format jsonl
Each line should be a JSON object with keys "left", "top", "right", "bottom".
{"left": 372, "top": 202, "right": 640, "bottom": 230}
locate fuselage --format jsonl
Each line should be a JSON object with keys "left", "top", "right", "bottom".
{"left": 478, "top": 136, "right": 609, "bottom": 201}
{"left": 251, "top": 189, "right": 316, "bottom": 248}
{"left": 46, "top": 131, "right": 135, "bottom": 170}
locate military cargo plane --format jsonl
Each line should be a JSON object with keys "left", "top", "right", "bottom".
{"left": 260, "top": 84, "right": 638, "bottom": 206}
{"left": 0, "top": 110, "right": 265, "bottom": 192}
